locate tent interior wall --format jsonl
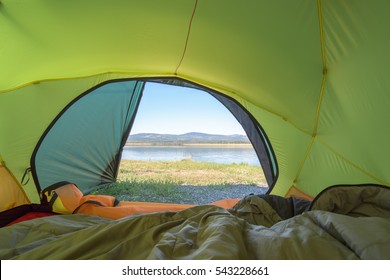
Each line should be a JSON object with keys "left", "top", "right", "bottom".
{"left": 1, "top": 0, "right": 390, "bottom": 256}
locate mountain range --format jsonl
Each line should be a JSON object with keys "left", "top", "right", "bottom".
{"left": 127, "top": 132, "right": 250, "bottom": 144}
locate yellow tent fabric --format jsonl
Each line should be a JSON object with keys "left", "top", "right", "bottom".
{"left": 0, "top": 0, "right": 389, "bottom": 203}
{"left": 0, "top": 156, "right": 30, "bottom": 211}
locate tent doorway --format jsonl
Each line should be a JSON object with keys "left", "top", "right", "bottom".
{"left": 31, "top": 78, "right": 276, "bottom": 204}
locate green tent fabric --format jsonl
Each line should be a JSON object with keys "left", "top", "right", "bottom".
{"left": 1, "top": 0, "right": 389, "bottom": 203}
{"left": 33, "top": 80, "right": 145, "bottom": 194}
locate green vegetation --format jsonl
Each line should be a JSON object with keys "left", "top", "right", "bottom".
{"left": 118, "top": 159, "right": 265, "bottom": 185}
{"left": 93, "top": 159, "right": 267, "bottom": 204}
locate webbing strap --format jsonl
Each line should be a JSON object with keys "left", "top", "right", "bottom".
{"left": 72, "top": 200, "right": 104, "bottom": 214}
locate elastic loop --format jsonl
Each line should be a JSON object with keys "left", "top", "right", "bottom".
{"left": 21, "top": 167, "right": 32, "bottom": 186}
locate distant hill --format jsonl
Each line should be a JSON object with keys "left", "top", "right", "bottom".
{"left": 127, "top": 132, "right": 250, "bottom": 144}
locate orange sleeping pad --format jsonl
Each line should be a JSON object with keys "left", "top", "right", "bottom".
{"left": 43, "top": 183, "right": 240, "bottom": 220}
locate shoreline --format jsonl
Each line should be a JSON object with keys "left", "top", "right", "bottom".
{"left": 125, "top": 142, "right": 252, "bottom": 147}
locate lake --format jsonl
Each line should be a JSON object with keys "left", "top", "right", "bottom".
{"left": 121, "top": 145, "right": 261, "bottom": 166}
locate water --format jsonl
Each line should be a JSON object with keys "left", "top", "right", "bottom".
{"left": 121, "top": 145, "right": 260, "bottom": 166}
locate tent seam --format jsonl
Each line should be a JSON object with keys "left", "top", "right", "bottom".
{"left": 317, "top": 138, "right": 389, "bottom": 186}
{"left": 293, "top": 136, "right": 315, "bottom": 185}
{"left": 175, "top": 0, "right": 198, "bottom": 75}
{"left": 313, "top": 0, "right": 327, "bottom": 136}
{"left": 0, "top": 72, "right": 175, "bottom": 94}
{"left": 293, "top": 0, "right": 327, "bottom": 184}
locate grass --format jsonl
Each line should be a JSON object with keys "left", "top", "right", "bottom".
{"left": 93, "top": 180, "right": 183, "bottom": 203}
{"left": 118, "top": 159, "right": 265, "bottom": 186}
{"left": 92, "top": 159, "right": 267, "bottom": 203}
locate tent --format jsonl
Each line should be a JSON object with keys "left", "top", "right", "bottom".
{"left": 1, "top": 0, "right": 390, "bottom": 260}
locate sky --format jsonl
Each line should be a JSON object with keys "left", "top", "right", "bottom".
{"left": 129, "top": 82, "right": 247, "bottom": 136}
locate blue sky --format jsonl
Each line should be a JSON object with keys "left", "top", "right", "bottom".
{"left": 130, "top": 82, "right": 246, "bottom": 135}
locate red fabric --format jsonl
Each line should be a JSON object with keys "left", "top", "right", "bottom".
{"left": 6, "top": 212, "right": 56, "bottom": 226}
